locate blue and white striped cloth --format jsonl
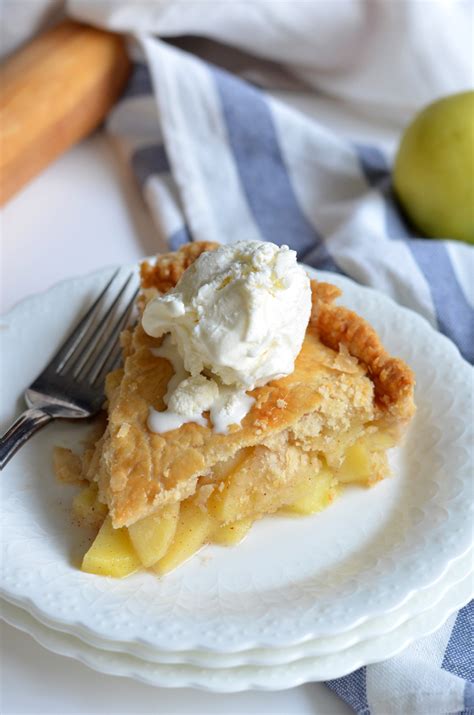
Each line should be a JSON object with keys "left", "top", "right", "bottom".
{"left": 107, "top": 38, "right": 473, "bottom": 364}
{"left": 101, "top": 32, "right": 474, "bottom": 715}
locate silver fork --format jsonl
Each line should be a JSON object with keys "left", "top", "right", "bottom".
{"left": 0, "top": 271, "right": 139, "bottom": 470}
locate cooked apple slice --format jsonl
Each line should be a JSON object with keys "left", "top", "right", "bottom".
{"left": 153, "top": 501, "right": 214, "bottom": 575}
{"left": 128, "top": 504, "right": 179, "bottom": 567}
{"left": 336, "top": 442, "right": 372, "bottom": 483}
{"left": 211, "top": 518, "right": 253, "bottom": 546}
{"left": 284, "top": 469, "right": 336, "bottom": 515}
{"left": 363, "top": 430, "right": 397, "bottom": 451}
{"left": 82, "top": 516, "right": 141, "bottom": 578}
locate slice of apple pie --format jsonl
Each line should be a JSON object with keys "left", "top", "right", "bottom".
{"left": 55, "top": 241, "right": 415, "bottom": 578}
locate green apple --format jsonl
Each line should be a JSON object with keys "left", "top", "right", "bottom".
{"left": 393, "top": 91, "right": 474, "bottom": 244}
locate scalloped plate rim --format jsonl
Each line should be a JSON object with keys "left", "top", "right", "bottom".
{"left": 1, "top": 567, "right": 472, "bottom": 691}
{"left": 1, "top": 545, "right": 472, "bottom": 668}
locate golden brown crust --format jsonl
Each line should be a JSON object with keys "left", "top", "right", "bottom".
{"left": 311, "top": 281, "right": 342, "bottom": 310}
{"left": 53, "top": 447, "right": 85, "bottom": 485}
{"left": 310, "top": 281, "right": 415, "bottom": 418}
{"left": 140, "top": 242, "right": 218, "bottom": 293}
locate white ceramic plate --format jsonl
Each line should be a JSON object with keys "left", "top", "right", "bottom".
{"left": 1, "top": 266, "right": 473, "bottom": 654}
{"left": 4, "top": 546, "right": 472, "bottom": 669}
{"left": 1, "top": 567, "right": 472, "bottom": 691}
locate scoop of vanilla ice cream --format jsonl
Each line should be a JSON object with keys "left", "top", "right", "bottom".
{"left": 167, "top": 375, "right": 218, "bottom": 416}
{"left": 142, "top": 241, "right": 311, "bottom": 390}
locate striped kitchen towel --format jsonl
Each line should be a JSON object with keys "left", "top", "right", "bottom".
{"left": 105, "top": 37, "right": 473, "bottom": 364}
{"left": 103, "top": 44, "right": 472, "bottom": 714}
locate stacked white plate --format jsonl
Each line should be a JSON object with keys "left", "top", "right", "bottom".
{"left": 1, "top": 267, "right": 473, "bottom": 692}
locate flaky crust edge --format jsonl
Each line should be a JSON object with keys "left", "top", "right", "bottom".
{"left": 140, "top": 241, "right": 218, "bottom": 294}
{"left": 311, "top": 282, "right": 415, "bottom": 420}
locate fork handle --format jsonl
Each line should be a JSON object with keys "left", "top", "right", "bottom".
{"left": 0, "top": 408, "right": 53, "bottom": 470}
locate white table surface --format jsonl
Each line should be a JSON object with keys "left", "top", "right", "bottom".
{"left": 0, "top": 132, "right": 352, "bottom": 715}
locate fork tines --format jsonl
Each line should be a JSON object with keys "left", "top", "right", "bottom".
{"left": 46, "top": 270, "right": 139, "bottom": 387}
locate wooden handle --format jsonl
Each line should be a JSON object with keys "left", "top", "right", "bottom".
{"left": 0, "top": 20, "right": 131, "bottom": 206}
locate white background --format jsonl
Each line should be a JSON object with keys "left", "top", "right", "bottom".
{"left": 0, "top": 132, "right": 351, "bottom": 715}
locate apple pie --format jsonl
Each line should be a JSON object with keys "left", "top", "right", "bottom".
{"left": 55, "top": 242, "right": 415, "bottom": 577}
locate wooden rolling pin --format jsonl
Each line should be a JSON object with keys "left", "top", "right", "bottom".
{"left": 0, "top": 20, "right": 131, "bottom": 206}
